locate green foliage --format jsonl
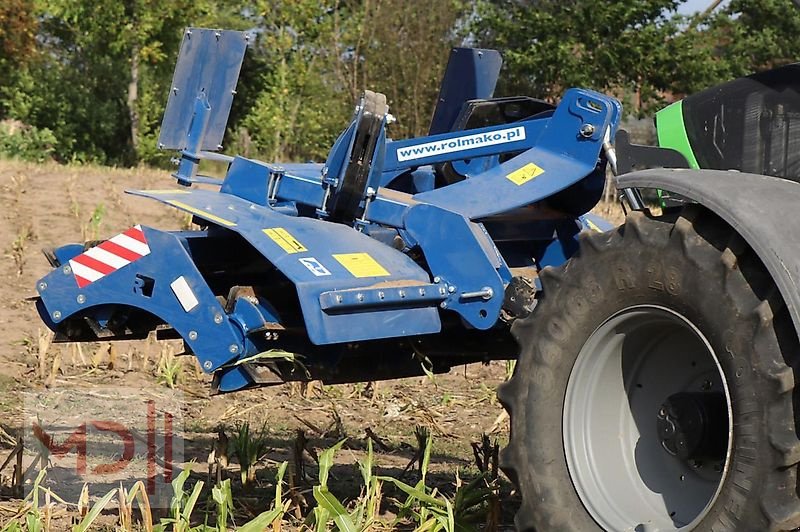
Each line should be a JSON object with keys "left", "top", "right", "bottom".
{"left": 3, "top": 0, "right": 800, "bottom": 164}
{"left": 0, "top": 121, "right": 56, "bottom": 162}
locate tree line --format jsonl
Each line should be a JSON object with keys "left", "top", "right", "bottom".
{"left": 0, "top": 0, "right": 799, "bottom": 166}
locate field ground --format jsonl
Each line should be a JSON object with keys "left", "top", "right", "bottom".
{"left": 0, "top": 159, "right": 623, "bottom": 529}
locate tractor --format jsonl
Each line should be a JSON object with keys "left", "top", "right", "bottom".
{"left": 33, "top": 28, "right": 800, "bottom": 531}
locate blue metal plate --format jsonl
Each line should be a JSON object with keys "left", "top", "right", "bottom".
{"left": 157, "top": 28, "right": 251, "bottom": 151}
{"left": 127, "top": 188, "right": 442, "bottom": 344}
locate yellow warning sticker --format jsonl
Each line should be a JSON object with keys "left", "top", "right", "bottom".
{"left": 506, "top": 162, "right": 545, "bottom": 185}
{"left": 333, "top": 253, "right": 390, "bottom": 278}
{"left": 166, "top": 200, "right": 237, "bottom": 227}
{"left": 143, "top": 189, "right": 191, "bottom": 194}
{"left": 263, "top": 228, "right": 307, "bottom": 254}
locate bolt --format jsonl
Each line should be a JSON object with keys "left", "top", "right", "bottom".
{"left": 229, "top": 344, "right": 238, "bottom": 354}
{"left": 53, "top": 311, "right": 61, "bottom": 320}
{"left": 215, "top": 31, "right": 221, "bottom": 40}
{"left": 447, "top": 285, "right": 456, "bottom": 294}
{"left": 336, "top": 295, "right": 343, "bottom": 304}
{"left": 658, "top": 407, "right": 667, "bottom": 417}
{"left": 440, "top": 301, "right": 448, "bottom": 309}
{"left": 265, "top": 332, "right": 273, "bottom": 340}
{"left": 386, "top": 114, "right": 396, "bottom": 125}
{"left": 63, "top": 265, "right": 72, "bottom": 275}
{"left": 231, "top": 89, "right": 237, "bottom": 95}
{"left": 188, "top": 331, "right": 198, "bottom": 341}
{"left": 76, "top": 294, "right": 86, "bottom": 304}
{"left": 203, "top": 361, "right": 212, "bottom": 370}
{"left": 365, "top": 187, "right": 376, "bottom": 198}
{"left": 419, "top": 288, "right": 426, "bottom": 296}
{"left": 38, "top": 282, "right": 47, "bottom": 291}
{"left": 357, "top": 293, "right": 364, "bottom": 302}
{"left": 579, "top": 123, "right": 595, "bottom": 137}
{"left": 439, "top": 287, "right": 447, "bottom": 296}
{"left": 378, "top": 291, "right": 385, "bottom": 300}
{"left": 158, "top": 143, "right": 165, "bottom": 149}
{"left": 186, "top": 29, "right": 192, "bottom": 37}
{"left": 398, "top": 290, "right": 406, "bottom": 298}
{"left": 433, "top": 276, "right": 441, "bottom": 283}
{"left": 217, "top": 144, "right": 223, "bottom": 150}
{"left": 214, "top": 313, "right": 223, "bottom": 324}
{"left": 173, "top": 87, "right": 179, "bottom": 95}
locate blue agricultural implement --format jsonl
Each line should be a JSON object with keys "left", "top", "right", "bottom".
{"left": 34, "top": 28, "right": 800, "bottom": 531}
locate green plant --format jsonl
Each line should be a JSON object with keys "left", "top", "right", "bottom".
{"left": 156, "top": 346, "right": 183, "bottom": 389}
{"left": 379, "top": 431, "right": 495, "bottom": 531}
{"left": 81, "top": 203, "right": 106, "bottom": 241}
{"left": 505, "top": 360, "right": 516, "bottom": 381}
{"left": 299, "top": 438, "right": 392, "bottom": 531}
{"left": 9, "top": 224, "right": 34, "bottom": 276}
{"left": 231, "top": 421, "right": 270, "bottom": 486}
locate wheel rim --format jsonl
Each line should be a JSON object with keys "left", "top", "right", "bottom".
{"left": 563, "top": 305, "right": 732, "bottom": 531}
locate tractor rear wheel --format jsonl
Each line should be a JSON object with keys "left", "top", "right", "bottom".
{"left": 499, "top": 206, "right": 800, "bottom": 531}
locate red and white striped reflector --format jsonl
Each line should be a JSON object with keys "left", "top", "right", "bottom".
{"left": 69, "top": 225, "right": 151, "bottom": 288}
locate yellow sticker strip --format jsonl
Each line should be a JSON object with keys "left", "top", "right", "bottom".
{"left": 166, "top": 200, "right": 237, "bottom": 227}
{"left": 263, "top": 228, "right": 307, "bottom": 254}
{"left": 506, "top": 162, "right": 545, "bottom": 186}
{"left": 143, "top": 189, "right": 191, "bottom": 194}
{"left": 585, "top": 219, "right": 603, "bottom": 232}
{"left": 333, "top": 253, "right": 390, "bottom": 278}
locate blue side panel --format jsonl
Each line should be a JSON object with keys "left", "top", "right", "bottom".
{"left": 404, "top": 204, "right": 505, "bottom": 329}
{"left": 36, "top": 228, "right": 243, "bottom": 371}
{"left": 429, "top": 48, "right": 503, "bottom": 135}
{"left": 127, "top": 188, "right": 441, "bottom": 344}
{"left": 158, "top": 28, "right": 251, "bottom": 151}
{"left": 414, "top": 88, "right": 621, "bottom": 220}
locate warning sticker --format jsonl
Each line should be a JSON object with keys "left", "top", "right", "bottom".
{"left": 264, "top": 228, "right": 307, "bottom": 254}
{"left": 299, "top": 257, "right": 331, "bottom": 276}
{"left": 506, "top": 162, "right": 545, "bottom": 186}
{"left": 333, "top": 253, "right": 390, "bottom": 278}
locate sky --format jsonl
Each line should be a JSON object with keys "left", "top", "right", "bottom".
{"left": 678, "top": 0, "right": 729, "bottom": 14}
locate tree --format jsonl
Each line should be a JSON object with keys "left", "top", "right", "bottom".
{"left": 471, "top": 0, "right": 732, "bottom": 115}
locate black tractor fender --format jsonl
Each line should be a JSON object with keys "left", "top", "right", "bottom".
{"left": 616, "top": 168, "right": 800, "bottom": 341}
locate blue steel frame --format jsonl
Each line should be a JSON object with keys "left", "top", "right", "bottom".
{"left": 34, "top": 28, "right": 622, "bottom": 392}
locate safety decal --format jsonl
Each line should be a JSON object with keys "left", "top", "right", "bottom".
{"left": 506, "top": 162, "right": 545, "bottom": 186}
{"left": 69, "top": 225, "right": 151, "bottom": 288}
{"left": 165, "top": 200, "right": 237, "bottom": 227}
{"left": 584, "top": 218, "right": 603, "bottom": 232}
{"left": 141, "top": 189, "right": 191, "bottom": 194}
{"left": 263, "top": 228, "right": 307, "bottom": 254}
{"left": 333, "top": 253, "right": 390, "bottom": 278}
{"left": 298, "top": 257, "right": 331, "bottom": 277}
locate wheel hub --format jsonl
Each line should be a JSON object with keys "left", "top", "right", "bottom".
{"left": 658, "top": 392, "right": 728, "bottom": 462}
{"left": 564, "top": 305, "right": 732, "bottom": 530}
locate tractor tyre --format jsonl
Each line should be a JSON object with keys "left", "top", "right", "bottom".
{"left": 499, "top": 206, "right": 800, "bottom": 531}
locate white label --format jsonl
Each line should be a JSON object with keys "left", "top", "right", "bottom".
{"left": 395, "top": 125, "right": 526, "bottom": 162}
{"left": 298, "top": 257, "right": 331, "bottom": 277}
{"left": 170, "top": 276, "right": 199, "bottom": 312}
